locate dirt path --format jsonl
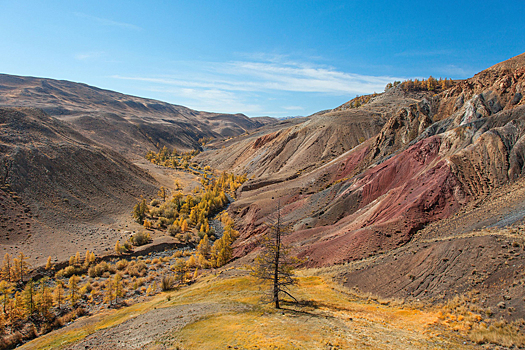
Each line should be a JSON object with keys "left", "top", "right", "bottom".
{"left": 133, "top": 158, "right": 202, "bottom": 194}
{"left": 65, "top": 303, "right": 240, "bottom": 350}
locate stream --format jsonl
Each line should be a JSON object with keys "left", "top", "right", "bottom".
{"left": 209, "top": 193, "right": 234, "bottom": 238}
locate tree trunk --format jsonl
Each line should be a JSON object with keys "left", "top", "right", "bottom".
{"left": 273, "top": 210, "right": 281, "bottom": 309}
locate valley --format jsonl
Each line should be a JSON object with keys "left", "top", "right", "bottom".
{"left": 2, "top": 52, "right": 525, "bottom": 349}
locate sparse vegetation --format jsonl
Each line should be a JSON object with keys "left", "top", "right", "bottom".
{"left": 345, "top": 93, "right": 379, "bottom": 108}
{"left": 19, "top": 272, "right": 478, "bottom": 350}
{"left": 438, "top": 291, "right": 525, "bottom": 347}
{"left": 145, "top": 147, "right": 200, "bottom": 170}
{"left": 135, "top": 151, "right": 247, "bottom": 251}
{"left": 385, "top": 76, "right": 455, "bottom": 92}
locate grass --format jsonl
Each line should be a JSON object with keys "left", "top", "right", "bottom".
{"left": 470, "top": 320, "right": 525, "bottom": 347}
{"left": 18, "top": 294, "right": 166, "bottom": 349}
{"left": 173, "top": 273, "right": 465, "bottom": 349}
{"left": 438, "top": 292, "right": 525, "bottom": 348}
{"left": 21, "top": 269, "right": 475, "bottom": 350}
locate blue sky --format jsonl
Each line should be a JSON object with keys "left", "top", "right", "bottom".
{"left": 0, "top": 1, "right": 524, "bottom": 117}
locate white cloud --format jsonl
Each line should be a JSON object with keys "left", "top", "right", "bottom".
{"left": 144, "top": 86, "right": 262, "bottom": 114}
{"left": 111, "top": 55, "right": 405, "bottom": 115}
{"left": 74, "top": 13, "right": 142, "bottom": 31}
{"left": 113, "top": 58, "right": 402, "bottom": 95}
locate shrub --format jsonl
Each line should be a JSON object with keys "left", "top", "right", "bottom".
{"left": 161, "top": 275, "right": 174, "bottom": 291}
{"left": 80, "top": 281, "right": 92, "bottom": 295}
{"left": 171, "top": 251, "right": 183, "bottom": 258}
{"left": 470, "top": 320, "right": 525, "bottom": 347}
{"left": 87, "top": 261, "right": 111, "bottom": 278}
{"left": 131, "top": 231, "right": 151, "bottom": 246}
{"left": 63, "top": 265, "right": 80, "bottom": 278}
{"left": 158, "top": 217, "right": 171, "bottom": 227}
{"left": 127, "top": 261, "right": 147, "bottom": 277}
{"left": 168, "top": 224, "right": 181, "bottom": 236}
{"left": 116, "top": 260, "right": 128, "bottom": 271}
{"left": 183, "top": 232, "right": 192, "bottom": 243}
{"left": 87, "top": 266, "right": 96, "bottom": 278}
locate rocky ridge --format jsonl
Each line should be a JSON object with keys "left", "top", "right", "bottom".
{"left": 195, "top": 52, "right": 525, "bottom": 318}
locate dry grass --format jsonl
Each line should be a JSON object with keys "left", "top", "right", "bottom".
{"left": 438, "top": 291, "right": 525, "bottom": 347}
{"left": 470, "top": 320, "right": 525, "bottom": 347}
{"left": 20, "top": 270, "right": 474, "bottom": 350}
{"left": 165, "top": 272, "right": 467, "bottom": 349}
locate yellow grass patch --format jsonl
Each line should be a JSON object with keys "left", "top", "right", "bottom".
{"left": 21, "top": 270, "right": 473, "bottom": 350}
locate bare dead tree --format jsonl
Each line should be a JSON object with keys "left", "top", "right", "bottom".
{"left": 250, "top": 201, "right": 299, "bottom": 309}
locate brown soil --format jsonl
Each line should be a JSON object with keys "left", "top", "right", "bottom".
{"left": 0, "top": 107, "right": 157, "bottom": 264}
{"left": 0, "top": 73, "right": 272, "bottom": 158}
{"left": 65, "top": 303, "right": 242, "bottom": 350}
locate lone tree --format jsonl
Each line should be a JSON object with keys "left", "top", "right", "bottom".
{"left": 251, "top": 201, "right": 299, "bottom": 309}
{"left": 132, "top": 197, "right": 149, "bottom": 224}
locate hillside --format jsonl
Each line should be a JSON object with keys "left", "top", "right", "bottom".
{"left": 191, "top": 53, "right": 525, "bottom": 318}
{"left": 195, "top": 86, "right": 433, "bottom": 178}
{"left": 0, "top": 74, "right": 272, "bottom": 158}
{"left": 0, "top": 107, "right": 158, "bottom": 262}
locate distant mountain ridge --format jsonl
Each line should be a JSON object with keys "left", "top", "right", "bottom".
{"left": 0, "top": 74, "right": 273, "bottom": 157}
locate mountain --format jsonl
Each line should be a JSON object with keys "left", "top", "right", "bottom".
{"left": 0, "top": 74, "right": 272, "bottom": 158}
{"left": 195, "top": 52, "right": 525, "bottom": 319}
{"left": 2, "top": 53, "right": 525, "bottom": 324}
{"left": 0, "top": 107, "right": 160, "bottom": 261}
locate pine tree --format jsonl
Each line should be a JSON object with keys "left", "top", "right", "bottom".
{"left": 45, "top": 256, "right": 53, "bottom": 270}
{"left": 0, "top": 280, "right": 14, "bottom": 315}
{"left": 0, "top": 312, "right": 5, "bottom": 336}
{"left": 158, "top": 186, "right": 167, "bottom": 202}
{"left": 250, "top": 202, "right": 299, "bottom": 309}
{"left": 115, "top": 240, "right": 122, "bottom": 255}
{"left": 186, "top": 254, "right": 197, "bottom": 268}
{"left": 193, "top": 267, "right": 199, "bottom": 280}
{"left": 210, "top": 231, "right": 232, "bottom": 267}
{"left": 172, "top": 258, "right": 187, "bottom": 285}
{"left": 197, "top": 253, "right": 209, "bottom": 268}
{"left": 197, "top": 234, "right": 211, "bottom": 258}
{"left": 68, "top": 275, "right": 81, "bottom": 306}
{"left": 114, "top": 274, "right": 124, "bottom": 303}
{"left": 104, "top": 276, "right": 116, "bottom": 305}
{"left": 37, "top": 277, "right": 53, "bottom": 318}
{"left": 54, "top": 280, "right": 65, "bottom": 309}
{"left": 181, "top": 219, "right": 188, "bottom": 233}
{"left": 14, "top": 252, "right": 30, "bottom": 283}
{"left": 0, "top": 253, "right": 12, "bottom": 282}
{"left": 10, "top": 291, "right": 25, "bottom": 322}
{"left": 22, "top": 279, "right": 36, "bottom": 316}
{"left": 133, "top": 197, "right": 149, "bottom": 224}
{"left": 84, "top": 250, "right": 91, "bottom": 268}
